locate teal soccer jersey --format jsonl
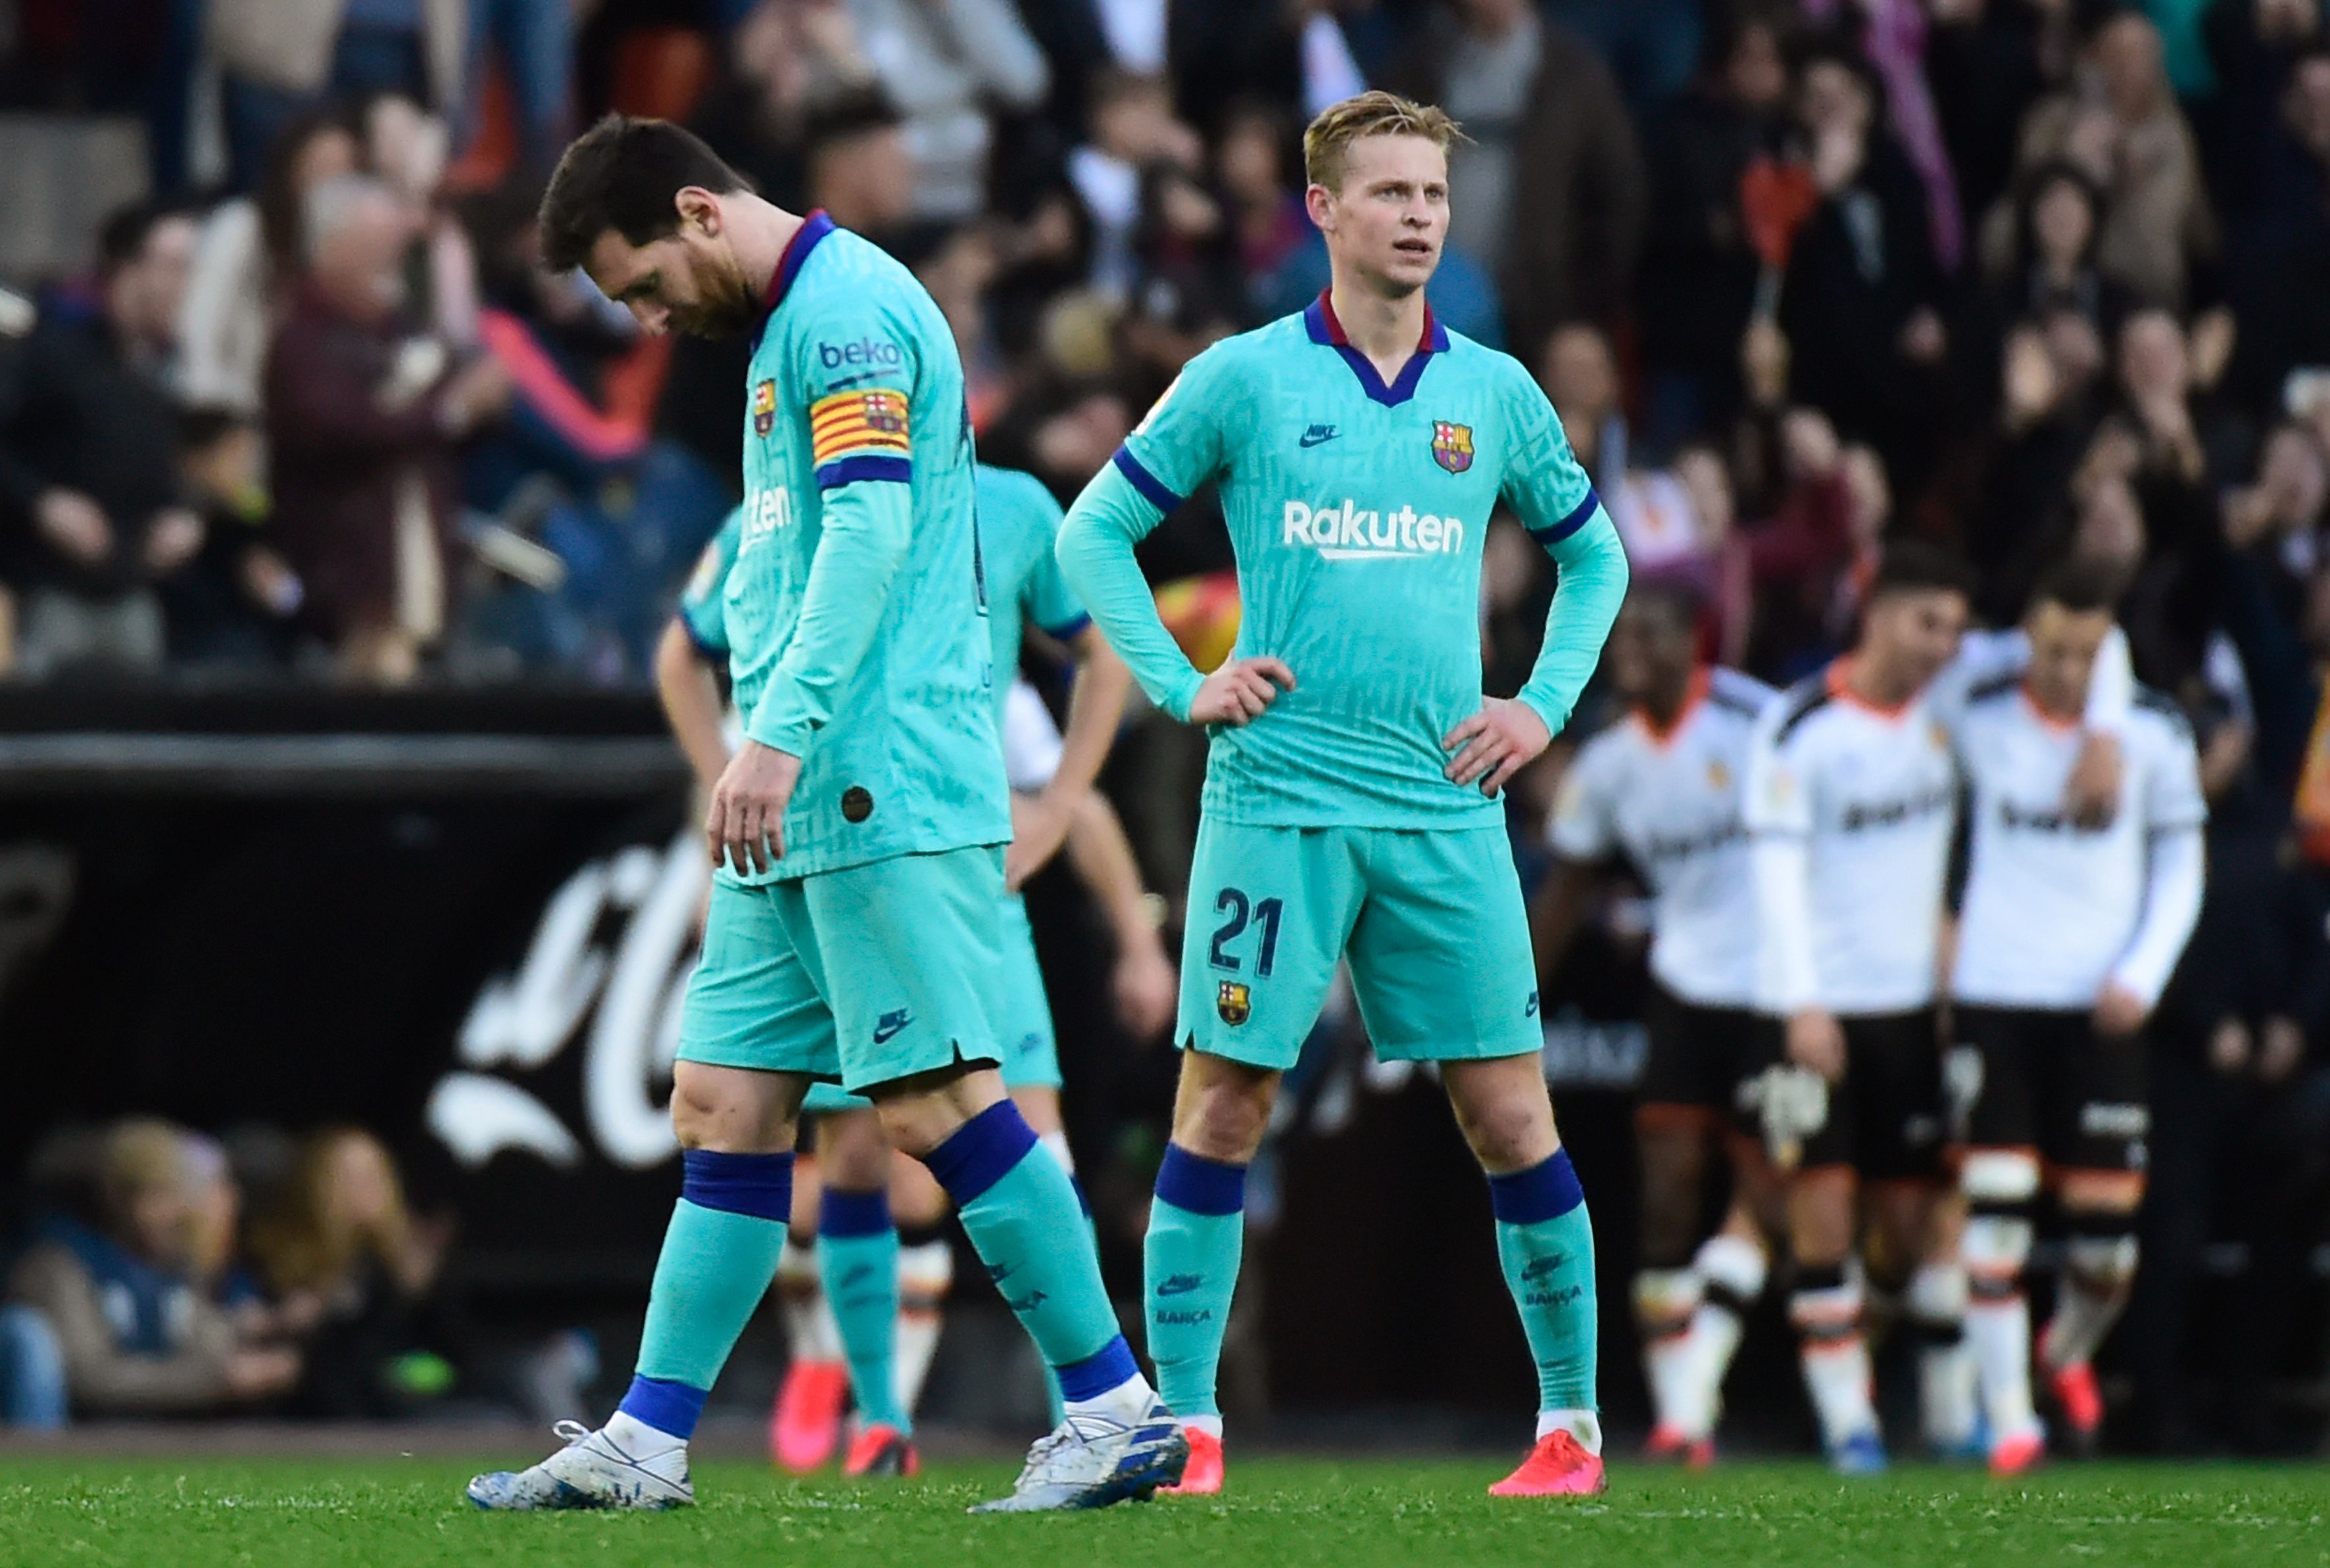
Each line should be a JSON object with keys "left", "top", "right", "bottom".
{"left": 978, "top": 463, "right": 1088, "bottom": 718}
{"left": 677, "top": 506, "right": 742, "bottom": 658}
{"left": 721, "top": 211, "right": 1009, "bottom": 884}
{"left": 1103, "top": 295, "right": 1605, "bottom": 829}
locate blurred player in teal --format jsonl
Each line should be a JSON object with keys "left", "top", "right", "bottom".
{"left": 1057, "top": 91, "right": 1630, "bottom": 1500}
{"left": 652, "top": 463, "right": 1175, "bottom": 1479}
{"left": 471, "top": 116, "right": 1183, "bottom": 1515}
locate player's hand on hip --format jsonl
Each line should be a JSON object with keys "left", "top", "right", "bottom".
{"left": 706, "top": 740, "right": 803, "bottom": 876}
{"left": 2093, "top": 981, "right": 2150, "bottom": 1038}
{"left": 1442, "top": 698, "right": 1551, "bottom": 798}
{"left": 2063, "top": 730, "right": 2123, "bottom": 828}
{"left": 1188, "top": 656, "right": 1295, "bottom": 726}
{"left": 1787, "top": 1009, "right": 1847, "bottom": 1081}
{"left": 1113, "top": 933, "right": 1178, "bottom": 1041}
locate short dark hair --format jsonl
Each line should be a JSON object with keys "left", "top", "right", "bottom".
{"left": 537, "top": 115, "right": 751, "bottom": 273}
{"left": 2031, "top": 554, "right": 2125, "bottom": 615}
{"left": 803, "top": 86, "right": 905, "bottom": 164}
{"left": 1868, "top": 538, "right": 1976, "bottom": 603}
{"left": 1627, "top": 578, "right": 1705, "bottom": 632}
{"left": 98, "top": 199, "right": 189, "bottom": 274}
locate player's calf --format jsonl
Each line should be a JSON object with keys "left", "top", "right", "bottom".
{"left": 2041, "top": 1182, "right": 2142, "bottom": 1450}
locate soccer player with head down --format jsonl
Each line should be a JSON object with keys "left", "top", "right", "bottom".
{"left": 470, "top": 116, "right": 1182, "bottom": 1515}
{"left": 1056, "top": 90, "right": 1630, "bottom": 1499}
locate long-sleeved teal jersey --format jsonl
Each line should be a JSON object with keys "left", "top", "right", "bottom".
{"left": 678, "top": 463, "right": 1084, "bottom": 730}
{"left": 719, "top": 210, "right": 1009, "bottom": 883}
{"left": 1056, "top": 292, "right": 1630, "bottom": 830}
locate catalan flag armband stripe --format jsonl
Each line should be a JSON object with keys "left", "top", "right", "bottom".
{"left": 810, "top": 387, "right": 911, "bottom": 465}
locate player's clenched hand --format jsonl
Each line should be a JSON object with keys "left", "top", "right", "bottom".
{"left": 2093, "top": 981, "right": 2149, "bottom": 1039}
{"left": 1005, "top": 790, "right": 1076, "bottom": 891}
{"left": 706, "top": 740, "right": 803, "bottom": 876}
{"left": 1187, "top": 657, "right": 1295, "bottom": 726}
{"left": 1442, "top": 698, "right": 1551, "bottom": 798}
{"left": 1787, "top": 1009, "right": 1847, "bottom": 1081}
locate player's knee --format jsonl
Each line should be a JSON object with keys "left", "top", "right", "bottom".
{"left": 1637, "top": 1128, "right": 1707, "bottom": 1268}
{"left": 1447, "top": 1072, "right": 1557, "bottom": 1172}
{"left": 1173, "top": 1076, "right": 1273, "bottom": 1163}
{"left": 669, "top": 1066, "right": 783, "bottom": 1151}
{"left": 2063, "top": 1204, "right": 2141, "bottom": 1291}
{"left": 821, "top": 1112, "right": 890, "bottom": 1189}
{"left": 1960, "top": 1149, "right": 2040, "bottom": 1298}
{"left": 1788, "top": 1169, "right": 1856, "bottom": 1266}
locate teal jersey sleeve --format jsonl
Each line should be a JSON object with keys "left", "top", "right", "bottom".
{"left": 1113, "top": 341, "right": 1239, "bottom": 510}
{"left": 975, "top": 463, "right": 1084, "bottom": 729}
{"left": 1498, "top": 362, "right": 1628, "bottom": 736}
{"left": 677, "top": 507, "right": 744, "bottom": 659}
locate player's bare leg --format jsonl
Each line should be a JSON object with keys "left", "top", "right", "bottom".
{"left": 878, "top": 1065, "right": 1184, "bottom": 1512}
{"left": 1443, "top": 1054, "right": 1605, "bottom": 1498}
{"left": 1788, "top": 1164, "right": 1885, "bottom": 1472}
{"left": 472, "top": 1063, "right": 804, "bottom": 1509}
{"left": 2040, "top": 1168, "right": 2145, "bottom": 1455}
{"left": 1146, "top": 1050, "right": 1279, "bottom": 1495}
{"left": 771, "top": 1145, "right": 848, "bottom": 1473}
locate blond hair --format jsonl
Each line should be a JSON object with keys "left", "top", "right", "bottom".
{"left": 1302, "top": 91, "right": 1467, "bottom": 193}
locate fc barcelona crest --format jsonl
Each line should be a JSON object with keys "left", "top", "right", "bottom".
{"left": 1217, "top": 980, "right": 1251, "bottom": 1026}
{"left": 1431, "top": 420, "right": 1474, "bottom": 473}
{"left": 752, "top": 379, "right": 777, "bottom": 437}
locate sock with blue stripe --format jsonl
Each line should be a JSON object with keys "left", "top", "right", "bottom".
{"left": 619, "top": 1149, "right": 793, "bottom": 1442}
{"left": 1143, "top": 1143, "right": 1245, "bottom": 1428}
{"left": 1488, "top": 1147, "right": 1601, "bottom": 1452}
{"left": 819, "top": 1187, "right": 905, "bottom": 1432}
{"left": 923, "top": 1101, "right": 1151, "bottom": 1421}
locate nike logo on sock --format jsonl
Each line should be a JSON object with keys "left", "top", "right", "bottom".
{"left": 1521, "top": 1254, "right": 1568, "bottom": 1280}
{"left": 1155, "top": 1273, "right": 1204, "bottom": 1296}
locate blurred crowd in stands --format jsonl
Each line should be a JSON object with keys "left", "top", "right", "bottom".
{"left": 1, "top": 0, "right": 2329, "bottom": 1450}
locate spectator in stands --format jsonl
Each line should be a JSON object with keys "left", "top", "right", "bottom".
{"left": 208, "top": 0, "right": 468, "bottom": 193}
{"left": 2217, "top": 41, "right": 2330, "bottom": 410}
{"left": 847, "top": 0, "right": 1050, "bottom": 222}
{"left": 1213, "top": 101, "right": 1309, "bottom": 312}
{"left": 460, "top": 0, "right": 576, "bottom": 178}
{"left": 355, "top": 89, "right": 483, "bottom": 354}
{"left": 179, "top": 107, "right": 365, "bottom": 418}
{"left": 1636, "top": 2, "right": 1793, "bottom": 454}
{"left": 4, "top": 1120, "right": 302, "bottom": 1419}
{"left": 0, "top": 201, "right": 206, "bottom": 681}
{"left": 164, "top": 408, "right": 307, "bottom": 669}
{"left": 1068, "top": 69, "right": 1205, "bottom": 301}
{"left": 266, "top": 174, "right": 508, "bottom": 685}
{"left": 1391, "top": 0, "right": 1645, "bottom": 358}
{"left": 1981, "top": 9, "right": 2215, "bottom": 311}
{"left": 1923, "top": 0, "right": 2084, "bottom": 234}
{"left": 245, "top": 1128, "right": 476, "bottom": 1419}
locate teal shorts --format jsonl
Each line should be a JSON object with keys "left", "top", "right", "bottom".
{"left": 680, "top": 846, "right": 1006, "bottom": 1097}
{"left": 1177, "top": 820, "right": 1542, "bottom": 1072}
{"left": 793, "top": 891, "right": 1061, "bottom": 1116}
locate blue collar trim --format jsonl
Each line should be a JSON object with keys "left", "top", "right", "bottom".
{"left": 1301, "top": 290, "right": 1447, "bottom": 408}
{"left": 760, "top": 210, "right": 836, "bottom": 321}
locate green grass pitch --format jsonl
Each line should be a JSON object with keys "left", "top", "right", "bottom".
{"left": 2, "top": 1456, "right": 2325, "bottom": 1568}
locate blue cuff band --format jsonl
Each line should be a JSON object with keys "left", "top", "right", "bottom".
{"left": 1056, "top": 1335, "right": 1138, "bottom": 1402}
{"left": 1488, "top": 1148, "right": 1585, "bottom": 1225}
{"left": 677, "top": 612, "right": 725, "bottom": 663}
{"left": 617, "top": 1374, "right": 708, "bottom": 1440}
{"left": 815, "top": 454, "right": 913, "bottom": 488}
{"left": 1111, "top": 446, "right": 1183, "bottom": 512}
{"left": 819, "top": 1187, "right": 892, "bottom": 1239}
{"left": 922, "top": 1101, "right": 1038, "bottom": 1206}
{"left": 1154, "top": 1143, "right": 1248, "bottom": 1217}
{"left": 1041, "top": 612, "right": 1093, "bottom": 643}
{"left": 1527, "top": 487, "right": 1601, "bottom": 548}
{"left": 680, "top": 1149, "right": 794, "bottom": 1223}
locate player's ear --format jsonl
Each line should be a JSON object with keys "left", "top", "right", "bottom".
{"left": 675, "top": 186, "right": 722, "bottom": 238}
{"left": 1303, "top": 182, "right": 1336, "bottom": 233}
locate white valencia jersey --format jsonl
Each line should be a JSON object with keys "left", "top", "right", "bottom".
{"left": 1953, "top": 684, "right": 2207, "bottom": 1008}
{"left": 1002, "top": 678, "right": 1064, "bottom": 792}
{"left": 1745, "top": 667, "right": 1959, "bottom": 1015}
{"left": 1550, "top": 668, "right": 1774, "bottom": 1008}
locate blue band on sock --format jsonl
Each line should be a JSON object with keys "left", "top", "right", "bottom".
{"left": 1154, "top": 1143, "right": 1247, "bottom": 1216}
{"left": 1488, "top": 1149, "right": 1584, "bottom": 1225}
{"left": 680, "top": 1149, "right": 794, "bottom": 1223}
{"left": 819, "top": 1187, "right": 892, "bottom": 1239}
{"left": 1056, "top": 1335, "right": 1138, "bottom": 1403}
{"left": 922, "top": 1101, "right": 1039, "bottom": 1206}
{"left": 618, "top": 1373, "right": 708, "bottom": 1440}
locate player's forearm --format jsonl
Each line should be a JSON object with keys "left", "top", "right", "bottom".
{"left": 745, "top": 480, "right": 913, "bottom": 755}
{"left": 2082, "top": 626, "right": 2133, "bottom": 733}
{"left": 1056, "top": 461, "right": 1205, "bottom": 721}
{"left": 2110, "top": 826, "right": 2205, "bottom": 1007}
{"left": 1042, "top": 627, "right": 1133, "bottom": 805}
{"left": 1065, "top": 790, "right": 1159, "bottom": 954}
{"left": 654, "top": 618, "right": 732, "bottom": 794}
{"left": 1517, "top": 508, "right": 1630, "bottom": 737}
{"left": 1752, "top": 834, "right": 1821, "bottom": 1015}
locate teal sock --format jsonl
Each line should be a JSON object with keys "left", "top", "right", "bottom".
{"left": 1488, "top": 1149, "right": 1599, "bottom": 1419}
{"left": 1144, "top": 1143, "right": 1246, "bottom": 1420}
{"left": 630, "top": 1151, "right": 792, "bottom": 1410}
{"left": 819, "top": 1189, "right": 905, "bottom": 1432}
{"left": 923, "top": 1104, "right": 1128, "bottom": 1385}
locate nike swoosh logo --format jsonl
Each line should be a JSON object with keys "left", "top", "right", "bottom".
{"left": 1155, "top": 1273, "right": 1203, "bottom": 1296}
{"left": 1299, "top": 429, "right": 1340, "bottom": 448}
{"left": 872, "top": 1010, "right": 911, "bottom": 1044}
{"left": 1521, "top": 1254, "right": 1567, "bottom": 1280}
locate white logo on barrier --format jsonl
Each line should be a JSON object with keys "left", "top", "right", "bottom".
{"left": 427, "top": 830, "right": 706, "bottom": 1170}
